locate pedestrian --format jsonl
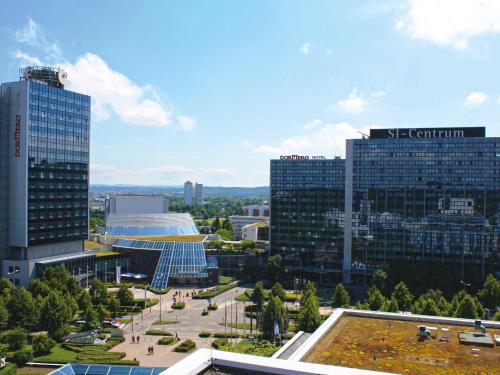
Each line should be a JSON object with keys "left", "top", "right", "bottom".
{"left": 137, "top": 336, "right": 140, "bottom": 343}
{"left": 132, "top": 335, "right": 135, "bottom": 343}
{"left": 151, "top": 345, "right": 154, "bottom": 355}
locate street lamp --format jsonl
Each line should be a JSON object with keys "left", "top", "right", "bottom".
{"left": 460, "top": 280, "right": 471, "bottom": 293}
{"left": 362, "top": 235, "right": 374, "bottom": 285}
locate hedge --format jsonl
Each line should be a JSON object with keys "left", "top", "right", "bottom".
{"left": 145, "top": 330, "right": 172, "bottom": 336}
{"left": 173, "top": 339, "right": 196, "bottom": 353}
{"left": 12, "top": 349, "right": 31, "bottom": 367}
{"left": 171, "top": 302, "right": 185, "bottom": 309}
{"left": 213, "top": 332, "right": 240, "bottom": 338}
{"left": 207, "top": 304, "right": 218, "bottom": 311}
{"left": 0, "top": 364, "right": 16, "bottom": 375}
{"left": 211, "top": 338, "right": 228, "bottom": 349}
{"left": 193, "top": 281, "right": 238, "bottom": 299}
{"left": 198, "top": 332, "right": 211, "bottom": 338}
{"left": 157, "top": 336, "right": 176, "bottom": 345}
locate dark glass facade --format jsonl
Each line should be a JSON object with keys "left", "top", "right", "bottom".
{"left": 270, "top": 159, "right": 345, "bottom": 283}
{"left": 27, "top": 81, "right": 90, "bottom": 245}
{"left": 348, "top": 136, "right": 500, "bottom": 280}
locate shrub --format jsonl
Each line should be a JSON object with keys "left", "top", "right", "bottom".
{"left": 2, "top": 328, "right": 28, "bottom": 351}
{"left": 12, "top": 349, "right": 31, "bottom": 367}
{"left": 213, "top": 332, "right": 240, "bottom": 338}
{"left": 157, "top": 336, "right": 175, "bottom": 345}
{"left": 212, "top": 338, "right": 228, "bottom": 349}
{"left": 32, "top": 334, "right": 56, "bottom": 355}
{"left": 0, "top": 363, "right": 16, "bottom": 375}
{"left": 145, "top": 330, "right": 172, "bottom": 336}
{"left": 171, "top": 302, "right": 185, "bottom": 310}
{"left": 173, "top": 339, "right": 196, "bottom": 353}
{"left": 198, "top": 332, "right": 211, "bottom": 338}
{"left": 207, "top": 303, "right": 218, "bottom": 311}
{"left": 193, "top": 282, "right": 238, "bottom": 299}
{"left": 201, "top": 310, "right": 209, "bottom": 316}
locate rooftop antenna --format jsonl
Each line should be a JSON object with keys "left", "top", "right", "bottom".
{"left": 357, "top": 130, "right": 369, "bottom": 139}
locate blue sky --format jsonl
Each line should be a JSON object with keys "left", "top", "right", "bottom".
{"left": 2, "top": 0, "right": 500, "bottom": 186}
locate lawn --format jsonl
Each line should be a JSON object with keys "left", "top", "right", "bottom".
{"left": 304, "top": 315, "right": 500, "bottom": 375}
{"left": 218, "top": 339, "right": 279, "bottom": 357}
{"left": 152, "top": 320, "right": 179, "bottom": 325}
{"left": 34, "top": 344, "right": 77, "bottom": 363}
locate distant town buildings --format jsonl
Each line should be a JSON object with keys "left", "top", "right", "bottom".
{"left": 271, "top": 127, "right": 500, "bottom": 285}
{"left": 243, "top": 204, "right": 270, "bottom": 217}
{"left": 229, "top": 215, "right": 269, "bottom": 240}
{"left": 184, "top": 180, "right": 203, "bottom": 206}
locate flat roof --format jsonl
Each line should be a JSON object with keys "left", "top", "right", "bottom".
{"left": 35, "top": 251, "right": 95, "bottom": 265}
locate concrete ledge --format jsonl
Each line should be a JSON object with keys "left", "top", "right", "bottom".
{"left": 271, "top": 331, "right": 304, "bottom": 359}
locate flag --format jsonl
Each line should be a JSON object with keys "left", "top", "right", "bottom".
{"left": 274, "top": 320, "right": 280, "bottom": 336}
{"left": 116, "top": 266, "right": 121, "bottom": 284}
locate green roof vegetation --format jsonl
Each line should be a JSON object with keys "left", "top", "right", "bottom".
{"left": 94, "top": 251, "right": 121, "bottom": 258}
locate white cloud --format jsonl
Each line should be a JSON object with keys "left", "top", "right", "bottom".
{"left": 464, "top": 91, "right": 488, "bottom": 107}
{"left": 255, "top": 121, "right": 370, "bottom": 157}
{"left": 396, "top": 0, "right": 500, "bottom": 49}
{"left": 303, "top": 119, "right": 323, "bottom": 130}
{"left": 11, "top": 18, "right": 190, "bottom": 127}
{"left": 11, "top": 50, "right": 41, "bottom": 65}
{"left": 497, "top": 96, "right": 500, "bottom": 104}
{"left": 176, "top": 115, "right": 196, "bottom": 131}
{"left": 240, "top": 140, "right": 252, "bottom": 148}
{"left": 328, "top": 89, "right": 367, "bottom": 114}
{"left": 300, "top": 42, "right": 311, "bottom": 55}
{"left": 370, "top": 90, "right": 387, "bottom": 97}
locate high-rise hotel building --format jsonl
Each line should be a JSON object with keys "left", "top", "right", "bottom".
{"left": 270, "top": 128, "right": 500, "bottom": 284}
{"left": 0, "top": 67, "right": 90, "bottom": 286}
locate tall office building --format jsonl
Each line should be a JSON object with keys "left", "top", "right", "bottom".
{"left": 194, "top": 182, "right": 203, "bottom": 205}
{"left": 270, "top": 157, "right": 345, "bottom": 283}
{"left": 184, "top": 181, "right": 193, "bottom": 206}
{"left": 270, "top": 127, "right": 500, "bottom": 285}
{"left": 0, "top": 66, "right": 90, "bottom": 286}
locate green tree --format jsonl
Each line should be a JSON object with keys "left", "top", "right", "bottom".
{"left": 32, "top": 334, "right": 56, "bottom": 355}
{"left": 367, "top": 286, "right": 386, "bottom": 311}
{"left": 41, "top": 291, "right": 72, "bottom": 339}
{"left": 477, "top": 274, "right": 500, "bottom": 312}
{"left": 252, "top": 282, "right": 266, "bottom": 328}
{"left": 78, "top": 291, "right": 99, "bottom": 329}
{"left": 391, "top": 282, "right": 414, "bottom": 311}
{"left": 0, "top": 278, "right": 14, "bottom": 298}
{"left": 298, "top": 283, "right": 322, "bottom": 332}
{"left": 0, "top": 299, "right": 9, "bottom": 330}
{"left": 97, "top": 303, "right": 110, "bottom": 321}
{"left": 221, "top": 218, "right": 234, "bottom": 232}
{"left": 371, "top": 269, "right": 387, "bottom": 294}
{"left": 240, "top": 240, "right": 256, "bottom": 250}
{"left": 412, "top": 289, "right": 450, "bottom": 316}
{"left": 116, "top": 285, "right": 134, "bottom": 306}
{"left": 7, "top": 288, "right": 38, "bottom": 331}
{"left": 43, "top": 265, "right": 80, "bottom": 297}
{"left": 216, "top": 229, "right": 233, "bottom": 241}
{"left": 266, "top": 254, "right": 282, "bottom": 283}
{"left": 271, "top": 282, "right": 286, "bottom": 302}
{"left": 12, "top": 349, "right": 31, "bottom": 367}
{"left": 331, "top": 284, "right": 351, "bottom": 308}
{"left": 263, "top": 295, "right": 288, "bottom": 339}
{"left": 210, "top": 240, "right": 224, "bottom": 250}
{"left": 27, "top": 279, "right": 51, "bottom": 299}
{"left": 493, "top": 311, "right": 500, "bottom": 321}
{"left": 2, "top": 328, "right": 27, "bottom": 350}
{"left": 108, "top": 296, "right": 120, "bottom": 319}
{"left": 454, "top": 294, "right": 484, "bottom": 319}
{"left": 211, "top": 217, "right": 221, "bottom": 232}
{"left": 382, "top": 297, "right": 399, "bottom": 312}
{"left": 241, "top": 256, "right": 260, "bottom": 282}
{"left": 90, "top": 279, "right": 108, "bottom": 305}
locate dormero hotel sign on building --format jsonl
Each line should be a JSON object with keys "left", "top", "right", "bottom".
{"left": 370, "top": 127, "right": 485, "bottom": 139}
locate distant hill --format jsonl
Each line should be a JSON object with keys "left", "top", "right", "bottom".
{"left": 90, "top": 184, "right": 269, "bottom": 198}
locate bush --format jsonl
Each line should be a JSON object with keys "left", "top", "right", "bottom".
{"left": 198, "top": 332, "right": 211, "bottom": 338}
{"left": 213, "top": 332, "right": 240, "bottom": 338}
{"left": 145, "top": 330, "right": 172, "bottom": 336}
{"left": 0, "top": 363, "right": 16, "bottom": 375}
{"left": 2, "top": 328, "right": 28, "bottom": 351}
{"left": 201, "top": 310, "right": 209, "bottom": 316}
{"left": 32, "top": 334, "right": 56, "bottom": 355}
{"left": 171, "top": 302, "right": 185, "bottom": 310}
{"left": 173, "top": 339, "right": 196, "bottom": 353}
{"left": 193, "top": 282, "right": 238, "bottom": 299}
{"left": 12, "top": 349, "right": 31, "bottom": 367}
{"left": 212, "top": 338, "right": 228, "bottom": 349}
{"left": 157, "top": 336, "right": 175, "bottom": 345}
{"left": 207, "top": 303, "right": 218, "bottom": 311}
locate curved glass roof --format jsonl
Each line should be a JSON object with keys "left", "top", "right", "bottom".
{"left": 105, "top": 213, "right": 198, "bottom": 237}
{"left": 49, "top": 364, "right": 167, "bottom": 375}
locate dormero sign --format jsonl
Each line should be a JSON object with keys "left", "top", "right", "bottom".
{"left": 370, "top": 127, "right": 485, "bottom": 139}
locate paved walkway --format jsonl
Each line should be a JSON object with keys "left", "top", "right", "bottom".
{"left": 110, "top": 285, "right": 251, "bottom": 367}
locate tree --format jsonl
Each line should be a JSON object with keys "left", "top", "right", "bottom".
{"left": 382, "top": 297, "right": 399, "bottom": 312}
{"left": 43, "top": 265, "right": 80, "bottom": 297}
{"left": 454, "top": 294, "right": 484, "bottom": 319}
{"left": 27, "top": 279, "right": 51, "bottom": 299}
{"left": 211, "top": 240, "right": 224, "bottom": 250}
{"left": 41, "top": 291, "right": 72, "bottom": 339}
{"left": 391, "top": 282, "right": 414, "bottom": 311}
{"left": 7, "top": 288, "right": 38, "bottom": 331}
{"left": 0, "top": 278, "right": 14, "bottom": 298}
{"left": 252, "top": 282, "right": 266, "bottom": 328}
{"left": 413, "top": 297, "right": 440, "bottom": 316}
{"left": 32, "top": 334, "right": 56, "bottom": 355}
{"left": 241, "top": 256, "right": 260, "bottom": 282}
{"left": 271, "top": 282, "right": 287, "bottom": 302}
{"left": 240, "top": 240, "right": 256, "bottom": 250}
{"left": 477, "top": 274, "right": 500, "bottom": 312}
{"left": 221, "top": 218, "right": 234, "bottom": 232}
{"left": 0, "top": 299, "right": 9, "bottom": 331}
{"left": 97, "top": 303, "right": 110, "bottom": 322}
{"left": 108, "top": 297, "right": 120, "bottom": 319}
{"left": 90, "top": 279, "right": 108, "bottom": 305}
{"left": 371, "top": 269, "right": 387, "bottom": 294}
{"left": 78, "top": 291, "right": 99, "bottom": 329}
{"left": 331, "top": 284, "right": 351, "bottom": 308}
{"left": 266, "top": 254, "right": 282, "bottom": 283}
{"left": 367, "top": 286, "right": 386, "bottom": 311}
{"left": 412, "top": 289, "right": 450, "bottom": 316}
{"left": 263, "top": 295, "right": 288, "bottom": 339}
{"left": 298, "top": 283, "right": 322, "bottom": 332}
{"left": 211, "top": 217, "right": 221, "bottom": 232}
{"left": 215, "top": 229, "right": 233, "bottom": 241}
{"left": 1, "top": 328, "right": 27, "bottom": 350}
{"left": 12, "top": 349, "right": 31, "bottom": 367}
{"left": 117, "top": 285, "right": 134, "bottom": 306}
{"left": 493, "top": 311, "right": 500, "bottom": 321}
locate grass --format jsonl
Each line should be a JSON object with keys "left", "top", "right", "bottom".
{"left": 236, "top": 289, "right": 301, "bottom": 302}
{"left": 84, "top": 240, "right": 107, "bottom": 250}
{"left": 305, "top": 315, "right": 500, "bottom": 375}
{"left": 152, "top": 320, "right": 179, "bottom": 325}
{"left": 219, "top": 322, "right": 257, "bottom": 330}
{"left": 95, "top": 251, "right": 121, "bottom": 257}
{"left": 218, "top": 339, "right": 279, "bottom": 357}
{"left": 218, "top": 275, "right": 235, "bottom": 285}
{"left": 145, "top": 329, "right": 172, "bottom": 336}
{"left": 34, "top": 344, "right": 77, "bottom": 363}
{"left": 194, "top": 281, "right": 238, "bottom": 299}
{"left": 111, "top": 235, "right": 206, "bottom": 242}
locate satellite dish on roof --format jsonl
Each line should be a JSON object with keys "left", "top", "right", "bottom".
{"left": 58, "top": 68, "right": 68, "bottom": 85}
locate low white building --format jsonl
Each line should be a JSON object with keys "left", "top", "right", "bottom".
{"left": 229, "top": 215, "right": 269, "bottom": 240}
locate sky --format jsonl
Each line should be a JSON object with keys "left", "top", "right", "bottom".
{"left": 1, "top": 0, "right": 500, "bottom": 186}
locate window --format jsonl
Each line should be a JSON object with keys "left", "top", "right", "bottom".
{"left": 8, "top": 266, "right": 13, "bottom": 274}
{"left": 14, "top": 279, "right": 20, "bottom": 286}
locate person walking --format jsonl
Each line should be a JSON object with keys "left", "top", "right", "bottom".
{"left": 137, "top": 336, "right": 140, "bottom": 344}
{"left": 132, "top": 335, "right": 135, "bottom": 344}
{"left": 151, "top": 345, "right": 154, "bottom": 355}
